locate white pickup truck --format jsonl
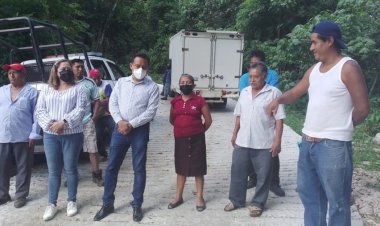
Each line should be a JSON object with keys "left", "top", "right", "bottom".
{"left": 169, "top": 30, "right": 244, "bottom": 106}
{"left": 0, "top": 17, "right": 126, "bottom": 154}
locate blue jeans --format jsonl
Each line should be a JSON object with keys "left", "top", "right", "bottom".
{"left": 102, "top": 123, "right": 150, "bottom": 207}
{"left": 44, "top": 132, "right": 83, "bottom": 205}
{"left": 162, "top": 77, "right": 171, "bottom": 98}
{"left": 297, "top": 139, "right": 353, "bottom": 226}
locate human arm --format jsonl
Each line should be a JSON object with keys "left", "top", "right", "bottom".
{"left": 201, "top": 104, "right": 212, "bottom": 131}
{"left": 62, "top": 86, "right": 87, "bottom": 129}
{"left": 231, "top": 116, "right": 240, "bottom": 147}
{"left": 271, "top": 119, "right": 284, "bottom": 157}
{"left": 34, "top": 87, "right": 54, "bottom": 132}
{"left": 266, "top": 66, "right": 313, "bottom": 116}
{"left": 169, "top": 105, "right": 174, "bottom": 125}
{"left": 29, "top": 89, "right": 42, "bottom": 140}
{"left": 91, "top": 100, "right": 100, "bottom": 122}
{"left": 129, "top": 84, "right": 160, "bottom": 128}
{"left": 341, "top": 60, "right": 370, "bottom": 126}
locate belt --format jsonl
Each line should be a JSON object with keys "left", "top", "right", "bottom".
{"left": 302, "top": 134, "right": 323, "bottom": 143}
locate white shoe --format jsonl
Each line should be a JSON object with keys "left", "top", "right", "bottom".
{"left": 67, "top": 201, "right": 78, "bottom": 217}
{"left": 43, "top": 204, "right": 58, "bottom": 221}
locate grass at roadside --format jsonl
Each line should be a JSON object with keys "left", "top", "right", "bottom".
{"left": 284, "top": 106, "right": 380, "bottom": 172}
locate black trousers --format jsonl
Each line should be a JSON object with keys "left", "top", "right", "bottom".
{"left": 0, "top": 142, "right": 34, "bottom": 200}
{"left": 249, "top": 155, "right": 280, "bottom": 186}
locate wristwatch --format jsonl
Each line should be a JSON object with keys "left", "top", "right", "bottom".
{"left": 63, "top": 119, "right": 68, "bottom": 127}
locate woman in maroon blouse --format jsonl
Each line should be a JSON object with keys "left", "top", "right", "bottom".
{"left": 168, "top": 74, "right": 212, "bottom": 211}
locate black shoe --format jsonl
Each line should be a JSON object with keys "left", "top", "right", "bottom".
{"left": 0, "top": 195, "right": 11, "bottom": 205}
{"left": 133, "top": 207, "right": 143, "bottom": 222}
{"left": 14, "top": 197, "right": 27, "bottom": 208}
{"left": 196, "top": 199, "right": 206, "bottom": 212}
{"left": 247, "top": 179, "right": 257, "bottom": 189}
{"left": 93, "top": 205, "right": 114, "bottom": 221}
{"left": 161, "top": 97, "right": 168, "bottom": 100}
{"left": 270, "top": 184, "right": 285, "bottom": 197}
{"left": 168, "top": 198, "right": 183, "bottom": 209}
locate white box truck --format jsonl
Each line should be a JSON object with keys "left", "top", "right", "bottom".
{"left": 169, "top": 30, "right": 244, "bottom": 106}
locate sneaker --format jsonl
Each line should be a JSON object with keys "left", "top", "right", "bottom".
{"left": 43, "top": 204, "right": 58, "bottom": 221}
{"left": 161, "top": 97, "right": 168, "bottom": 100}
{"left": 67, "top": 201, "right": 78, "bottom": 217}
{"left": 270, "top": 184, "right": 285, "bottom": 197}
{"left": 14, "top": 197, "right": 27, "bottom": 208}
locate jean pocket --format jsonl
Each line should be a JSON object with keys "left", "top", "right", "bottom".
{"left": 324, "top": 139, "right": 345, "bottom": 149}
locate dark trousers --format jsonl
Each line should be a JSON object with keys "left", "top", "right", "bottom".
{"left": 249, "top": 155, "right": 280, "bottom": 186}
{"left": 229, "top": 146, "right": 273, "bottom": 209}
{"left": 0, "top": 142, "right": 33, "bottom": 200}
{"left": 102, "top": 123, "right": 150, "bottom": 207}
{"left": 95, "top": 115, "right": 115, "bottom": 157}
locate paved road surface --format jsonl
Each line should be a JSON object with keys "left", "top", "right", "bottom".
{"left": 0, "top": 98, "right": 363, "bottom": 226}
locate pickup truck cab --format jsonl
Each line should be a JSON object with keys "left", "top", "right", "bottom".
{"left": 0, "top": 17, "right": 126, "bottom": 154}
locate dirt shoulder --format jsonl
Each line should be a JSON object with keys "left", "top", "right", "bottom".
{"left": 352, "top": 169, "right": 380, "bottom": 226}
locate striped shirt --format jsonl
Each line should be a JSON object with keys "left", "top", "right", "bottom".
{"left": 109, "top": 75, "right": 159, "bottom": 128}
{"left": 35, "top": 84, "right": 87, "bottom": 135}
{"left": 0, "top": 84, "right": 42, "bottom": 143}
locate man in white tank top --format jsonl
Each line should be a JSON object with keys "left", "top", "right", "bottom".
{"left": 267, "top": 21, "right": 369, "bottom": 226}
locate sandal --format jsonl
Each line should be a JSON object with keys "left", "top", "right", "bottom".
{"left": 249, "top": 206, "right": 263, "bottom": 217}
{"left": 224, "top": 201, "right": 238, "bottom": 212}
{"left": 168, "top": 198, "right": 183, "bottom": 209}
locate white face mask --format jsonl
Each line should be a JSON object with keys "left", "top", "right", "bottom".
{"left": 133, "top": 68, "right": 147, "bottom": 80}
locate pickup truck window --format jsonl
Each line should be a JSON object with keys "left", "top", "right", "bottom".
{"left": 90, "top": 59, "right": 111, "bottom": 80}
{"left": 108, "top": 62, "right": 125, "bottom": 80}
{"left": 25, "top": 62, "right": 53, "bottom": 83}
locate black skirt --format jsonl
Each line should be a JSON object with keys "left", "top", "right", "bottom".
{"left": 174, "top": 133, "right": 207, "bottom": 176}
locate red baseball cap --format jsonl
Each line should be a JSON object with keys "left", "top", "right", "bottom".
{"left": 89, "top": 68, "right": 101, "bottom": 79}
{"left": 2, "top": 63, "right": 26, "bottom": 74}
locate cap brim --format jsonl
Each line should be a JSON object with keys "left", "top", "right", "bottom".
{"left": 336, "top": 39, "right": 347, "bottom": 49}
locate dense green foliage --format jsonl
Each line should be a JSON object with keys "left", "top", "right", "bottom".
{"left": 0, "top": 0, "right": 379, "bottom": 169}
{"left": 1, "top": 0, "right": 379, "bottom": 95}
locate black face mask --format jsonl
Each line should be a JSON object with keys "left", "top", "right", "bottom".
{"left": 59, "top": 70, "right": 74, "bottom": 83}
{"left": 180, "top": 85, "right": 193, "bottom": 95}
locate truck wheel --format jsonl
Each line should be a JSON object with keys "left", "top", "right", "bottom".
{"left": 221, "top": 98, "right": 227, "bottom": 108}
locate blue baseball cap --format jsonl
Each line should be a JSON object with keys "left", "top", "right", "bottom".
{"left": 311, "top": 21, "right": 347, "bottom": 49}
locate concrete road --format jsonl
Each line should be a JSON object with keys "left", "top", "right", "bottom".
{"left": 0, "top": 98, "right": 363, "bottom": 226}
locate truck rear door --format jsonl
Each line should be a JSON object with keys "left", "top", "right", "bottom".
{"left": 213, "top": 33, "right": 243, "bottom": 90}
{"left": 183, "top": 33, "right": 211, "bottom": 89}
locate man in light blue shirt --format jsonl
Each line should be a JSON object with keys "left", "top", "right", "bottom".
{"left": 0, "top": 63, "right": 41, "bottom": 208}
{"left": 94, "top": 53, "right": 159, "bottom": 222}
{"left": 239, "top": 50, "right": 285, "bottom": 197}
